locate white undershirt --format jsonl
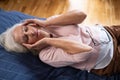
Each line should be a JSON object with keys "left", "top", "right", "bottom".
{"left": 94, "top": 25, "right": 114, "bottom": 69}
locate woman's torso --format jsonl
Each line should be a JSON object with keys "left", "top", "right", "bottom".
{"left": 40, "top": 24, "right": 113, "bottom": 71}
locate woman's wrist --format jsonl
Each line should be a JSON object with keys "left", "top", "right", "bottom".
{"left": 45, "top": 19, "right": 52, "bottom": 27}
{"left": 42, "top": 38, "right": 50, "bottom": 45}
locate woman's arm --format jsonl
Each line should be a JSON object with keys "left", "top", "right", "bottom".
{"left": 44, "top": 38, "right": 92, "bottom": 54}
{"left": 23, "top": 38, "right": 92, "bottom": 54}
{"left": 23, "top": 10, "right": 87, "bottom": 27}
{"left": 46, "top": 10, "right": 87, "bottom": 26}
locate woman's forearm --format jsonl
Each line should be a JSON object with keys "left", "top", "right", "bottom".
{"left": 46, "top": 10, "right": 87, "bottom": 26}
{"left": 44, "top": 38, "right": 92, "bottom": 54}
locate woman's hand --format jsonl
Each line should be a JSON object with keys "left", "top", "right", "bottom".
{"left": 22, "top": 38, "right": 48, "bottom": 51}
{"left": 23, "top": 19, "right": 47, "bottom": 27}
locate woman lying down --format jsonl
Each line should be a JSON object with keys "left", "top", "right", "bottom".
{"left": 0, "top": 10, "right": 120, "bottom": 76}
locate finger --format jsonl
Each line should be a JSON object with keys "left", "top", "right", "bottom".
{"left": 22, "top": 20, "right": 39, "bottom": 27}
{"left": 24, "top": 19, "right": 35, "bottom": 22}
{"left": 22, "top": 21, "right": 30, "bottom": 26}
{"left": 21, "top": 20, "right": 34, "bottom": 26}
{"left": 23, "top": 43, "right": 39, "bottom": 50}
{"left": 22, "top": 19, "right": 36, "bottom": 25}
{"left": 28, "top": 23, "right": 41, "bottom": 28}
{"left": 22, "top": 43, "right": 32, "bottom": 49}
{"left": 23, "top": 19, "right": 46, "bottom": 27}
{"left": 24, "top": 19, "right": 40, "bottom": 25}
{"left": 24, "top": 18, "right": 39, "bottom": 23}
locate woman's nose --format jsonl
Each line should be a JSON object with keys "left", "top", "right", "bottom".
{"left": 24, "top": 31, "right": 35, "bottom": 36}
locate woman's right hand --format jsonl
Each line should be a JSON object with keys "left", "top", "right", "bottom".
{"left": 23, "top": 19, "right": 47, "bottom": 27}
{"left": 22, "top": 38, "right": 48, "bottom": 51}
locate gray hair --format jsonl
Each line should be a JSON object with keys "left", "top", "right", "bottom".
{"left": 0, "top": 23, "right": 28, "bottom": 53}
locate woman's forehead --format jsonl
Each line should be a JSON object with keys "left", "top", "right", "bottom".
{"left": 12, "top": 25, "right": 24, "bottom": 44}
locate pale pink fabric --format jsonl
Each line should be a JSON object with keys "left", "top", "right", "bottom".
{"left": 39, "top": 46, "right": 92, "bottom": 68}
{"left": 39, "top": 24, "right": 101, "bottom": 71}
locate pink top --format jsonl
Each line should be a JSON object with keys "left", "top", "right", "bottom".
{"left": 39, "top": 24, "right": 113, "bottom": 71}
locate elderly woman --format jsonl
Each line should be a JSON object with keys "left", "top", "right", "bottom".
{"left": 0, "top": 10, "right": 120, "bottom": 76}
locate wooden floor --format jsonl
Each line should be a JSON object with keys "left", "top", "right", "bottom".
{"left": 84, "top": 0, "right": 120, "bottom": 25}
{"left": 0, "top": 0, "right": 120, "bottom": 25}
{"left": 0, "top": 0, "right": 69, "bottom": 18}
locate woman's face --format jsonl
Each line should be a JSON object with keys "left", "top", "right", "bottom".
{"left": 12, "top": 23, "right": 50, "bottom": 44}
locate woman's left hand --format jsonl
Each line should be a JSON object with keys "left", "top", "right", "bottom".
{"left": 23, "top": 19, "right": 47, "bottom": 27}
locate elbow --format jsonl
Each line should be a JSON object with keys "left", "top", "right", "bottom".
{"left": 81, "top": 12, "right": 87, "bottom": 21}
{"left": 71, "top": 10, "right": 87, "bottom": 24}
{"left": 77, "top": 11, "right": 87, "bottom": 23}
{"left": 75, "top": 10, "right": 87, "bottom": 17}
{"left": 71, "top": 10, "right": 87, "bottom": 18}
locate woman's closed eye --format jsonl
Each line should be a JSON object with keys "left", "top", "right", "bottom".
{"left": 24, "top": 26, "right": 28, "bottom": 32}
